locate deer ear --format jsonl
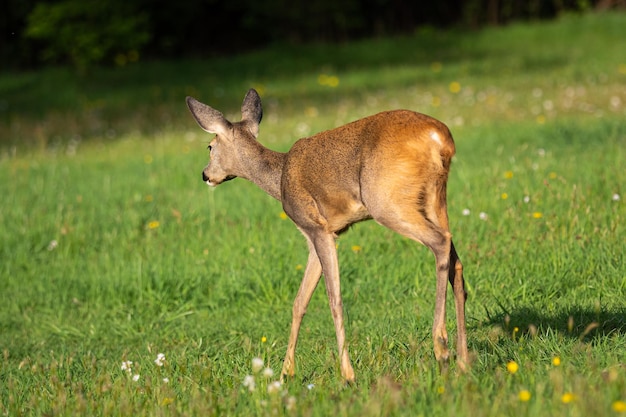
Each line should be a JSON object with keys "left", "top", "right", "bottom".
{"left": 240, "top": 89, "right": 263, "bottom": 138}
{"left": 186, "top": 97, "right": 231, "bottom": 135}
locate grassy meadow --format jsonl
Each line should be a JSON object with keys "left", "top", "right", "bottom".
{"left": 1, "top": 11, "right": 625, "bottom": 416}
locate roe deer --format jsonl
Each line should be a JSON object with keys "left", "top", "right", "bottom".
{"left": 186, "top": 89, "right": 468, "bottom": 382}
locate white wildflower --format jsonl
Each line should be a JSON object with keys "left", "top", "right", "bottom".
{"left": 285, "top": 395, "right": 297, "bottom": 411}
{"left": 307, "top": 383, "right": 315, "bottom": 390}
{"left": 267, "top": 380, "right": 282, "bottom": 395}
{"left": 262, "top": 367, "right": 274, "bottom": 379}
{"left": 613, "top": 193, "right": 620, "bottom": 201}
{"left": 243, "top": 375, "right": 256, "bottom": 392}
{"left": 121, "top": 360, "right": 133, "bottom": 373}
{"left": 154, "top": 353, "right": 165, "bottom": 367}
{"left": 163, "top": 377, "right": 170, "bottom": 383}
{"left": 479, "top": 212, "right": 488, "bottom": 220}
{"left": 251, "top": 357, "right": 264, "bottom": 373}
{"left": 462, "top": 208, "right": 471, "bottom": 216}
{"left": 47, "top": 240, "right": 58, "bottom": 251}
{"left": 132, "top": 374, "right": 140, "bottom": 382}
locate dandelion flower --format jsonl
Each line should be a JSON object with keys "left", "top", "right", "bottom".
{"left": 504, "top": 171, "right": 514, "bottom": 179}
{"left": 501, "top": 193, "right": 508, "bottom": 200}
{"left": 449, "top": 81, "right": 461, "bottom": 94}
{"left": 612, "top": 400, "right": 626, "bottom": 413}
{"left": 154, "top": 353, "right": 165, "bottom": 367}
{"left": 148, "top": 220, "right": 160, "bottom": 229}
{"left": 279, "top": 211, "right": 288, "bottom": 220}
{"left": 532, "top": 212, "right": 543, "bottom": 219}
{"left": 506, "top": 361, "right": 519, "bottom": 374}
{"left": 261, "top": 336, "right": 267, "bottom": 343}
{"left": 267, "top": 380, "right": 282, "bottom": 395}
{"left": 437, "top": 386, "right": 445, "bottom": 394}
{"left": 262, "top": 367, "right": 274, "bottom": 379}
{"left": 251, "top": 357, "right": 264, "bottom": 373}
{"left": 561, "top": 392, "right": 576, "bottom": 404}
{"left": 351, "top": 245, "right": 362, "bottom": 253}
{"left": 552, "top": 357, "right": 561, "bottom": 367}
{"left": 518, "top": 390, "right": 532, "bottom": 402}
{"left": 295, "top": 264, "right": 303, "bottom": 270}
{"left": 243, "top": 375, "right": 256, "bottom": 392}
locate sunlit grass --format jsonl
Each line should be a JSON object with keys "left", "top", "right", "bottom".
{"left": 1, "top": 11, "right": 625, "bottom": 417}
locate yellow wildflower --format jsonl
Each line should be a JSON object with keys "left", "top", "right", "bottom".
{"left": 148, "top": 221, "right": 160, "bottom": 229}
{"left": 449, "top": 81, "right": 461, "bottom": 94}
{"left": 519, "top": 390, "right": 532, "bottom": 402}
{"left": 552, "top": 357, "right": 561, "bottom": 367}
{"left": 533, "top": 212, "right": 543, "bottom": 219}
{"left": 279, "top": 211, "right": 288, "bottom": 220}
{"left": 561, "top": 392, "right": 576, "bottom": 404}
{"left": 501, "top": 193, "right": 508, "bottom": 200}
{"left": 504, "top": 171, "right": 514, "bottom": 179}
{"left": 351, "top": 245, "right": 362, "bottom": 253}
{"left": 506, "top": 361, "right": 519, "bottom": 374}
{"left": 160, "top": 397, "right": 174, "bottom": 406}
{"left": 261, "top": 336, "right": 267, "bottom": 343}
{"left": 612, "top": 400, "right": 626, "bottom": 413}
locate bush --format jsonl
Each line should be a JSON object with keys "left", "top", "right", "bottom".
{"left": 25, "top": 0, "right": 150, "bottom": 72}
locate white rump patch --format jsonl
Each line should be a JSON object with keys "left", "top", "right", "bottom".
{"left": 429, "top": 130, "right": 442, "bottom": 145}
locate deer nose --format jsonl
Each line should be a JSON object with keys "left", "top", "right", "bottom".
{"left": 202, "top": 171, "right": 209, "bottom": 182}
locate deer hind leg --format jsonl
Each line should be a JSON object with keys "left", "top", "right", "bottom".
{"left": 449, "top": 240, "right": 469, "bottom": 371}
{"left": 369, "top": 193, "right": 467, "bottom": 371}
{"left": 281, "top": 237, "right": 323, "bottom": 381}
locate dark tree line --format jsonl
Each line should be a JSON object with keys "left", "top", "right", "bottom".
{"left": 1, "top": 0, "right": 623, "bottom": 70}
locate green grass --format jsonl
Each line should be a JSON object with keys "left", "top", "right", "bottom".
{"left": 1, "top": 11, "right": 626, "bottom": 417}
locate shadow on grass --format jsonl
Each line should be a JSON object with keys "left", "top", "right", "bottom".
{"left": 484, "top": 306, "right": 626, "bottom": 342}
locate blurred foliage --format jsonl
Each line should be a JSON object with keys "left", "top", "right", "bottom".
{"left": 0, "top": 0, "right": 623, "bottom": 71}
{"left": 24, "top": 0, "right": 149, "bottom": 72}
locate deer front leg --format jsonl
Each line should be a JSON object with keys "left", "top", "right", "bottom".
{"left": 312, "top": 232, "right": 356, "bottom": 383}
{"left": 281, "top": 239, "right": 323, "bottom": 381}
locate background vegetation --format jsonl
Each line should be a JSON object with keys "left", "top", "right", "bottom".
{"left": 1, "top": 10, "right": 625, "bottom": 417}
{"left": 2, "top": 0, "right": 624, "bottom": 70}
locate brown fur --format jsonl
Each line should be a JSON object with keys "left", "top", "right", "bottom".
{"left": 186, "top": 89, "right": 469, "bottom": 383}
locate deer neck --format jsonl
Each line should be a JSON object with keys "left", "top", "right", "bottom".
{"left": 239, "top": 144, "right": 286, "bottom": 201}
